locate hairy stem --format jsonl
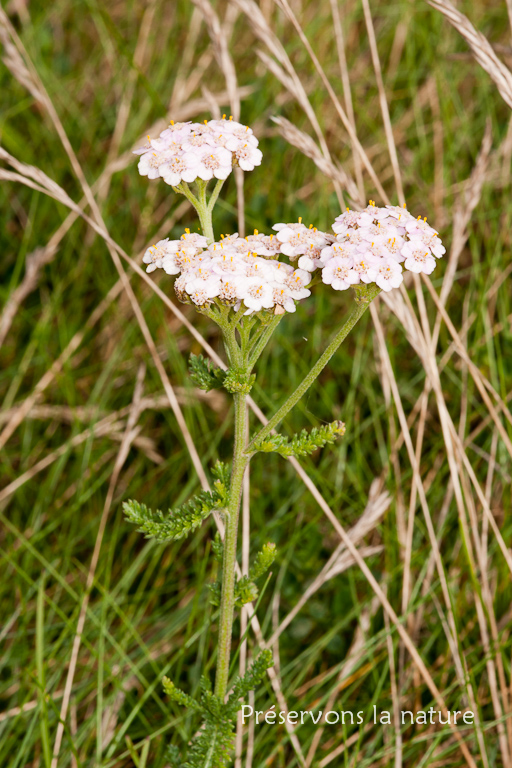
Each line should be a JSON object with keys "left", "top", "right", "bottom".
{"left": 175, "top": 181, "right": 215, "bottom": 244}
{"left": 214, "top": 390, "right": 248, "bottom": 700}
{"left": 195, "top": 180, "right": 215, "bottom": 244}
{"left": 208, "top": 178, "right": 226, "bottom": 212}
{"left": 247, "top": 285, "right": 380, "bottom": 452}
{"left": 247, "top": 314, "right": 283, "bottom": 369}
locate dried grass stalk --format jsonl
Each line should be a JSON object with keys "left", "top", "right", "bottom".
{"left": 271, "top": 115, "right": 360, "bottom": 203}
{"left": 428, "top": 0, "right": 512, "bottom": 109}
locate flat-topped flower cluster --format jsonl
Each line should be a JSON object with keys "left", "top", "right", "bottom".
{"left": 321, "top": 201, "right": 446, "bottom": 291}
{"left": 143, "top": 230, "right": 311, "bottom": 314}
{"left": 142, "top": 203, "right": 445, "bottom": 312}
{"left": 134, "top": 116, "right": 262, "bottom": 186}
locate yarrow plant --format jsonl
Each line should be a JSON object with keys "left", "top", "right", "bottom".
{"left": 124, "top": 115, "right": 444, "bottom": 767}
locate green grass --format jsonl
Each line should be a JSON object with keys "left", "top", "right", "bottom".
{"left": 1, "top": 0, "right": 512, "bottom": 766}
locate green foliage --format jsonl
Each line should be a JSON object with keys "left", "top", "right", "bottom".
{"left": 252, "top": 421, "right": 346, "bottom": 458}
{"left": 164, "top": 652, "right": 273, "bottom": 768}
{"left": 223, "top": 368, "right": 256, "bottom": 394}
{"left": 123, "top": 461, "right": 230, "bottom": 542}
{"left": 232, "top": 576, "right": 259, "bottom": 606}
{"left": 228, "top": 649, "right": 273, "bottom": 703}
{"left": 211, "top": 460, "right": 231, "bottom": 499}
{"left": 249, "top": 542, "right": 277, "bottom": 581}
{"left": 166, "top": 745, "right": 184, "bottom": 768}
{"left": 212, "top": 532, "right": 224, "bottom": 564}
{"left": 210, "top": 542, "right": 277, "bottom": 608}
{"left": 162, "top": 679, "right": 202, "bottom": 711}
{"left": 188, "top": 354, "right": 226, "bottom": 391}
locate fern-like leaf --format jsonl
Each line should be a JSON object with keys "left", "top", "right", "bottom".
{"left": 226, "top": 650, "right": 274, "bottom": 715}
{"left": 163, "top": 653, "right": 273, "bottom": 768}
{"left": 249, "top": 542, "right": 277, "bottom": 581}
{"left": 188, "top": 354, "right": 226, "bottom": 391}
{"left": 124, "top": 461, "right": 230, "bottom": 543}
{"left": 223, "top": 367, "right": 255, "bottom": 394}
{"left": 210, "top": 542, "right": 277, "bottom": 607}
{"left": 252, "top": 420, "right": 345, "bottom": 458}
{"left": 124, "top": 495, "right": 215, "bottom": 542}
{"left": 163, "top": 678, "right": 202, "bottom": 711}
{"left": 212, "top": 532, "right": 224, "bottom": 564}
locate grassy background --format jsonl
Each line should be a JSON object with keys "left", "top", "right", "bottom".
{"left": 1, "top": 0, "right": 511, "bottom": 766}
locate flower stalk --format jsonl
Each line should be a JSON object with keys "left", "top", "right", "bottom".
{"left": 247, "top": 283, "right": 381, "bottom": 454}
{"left": 214, "top": 390, "right": 249, "bottom": 700}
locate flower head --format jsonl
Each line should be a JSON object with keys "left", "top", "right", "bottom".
{"left": 134, "top": 117, "right": 262, "bottom": 185}
{"left": 142, "top": 232, "right": 312, "bottom": 316}
{"left": 320, "top": 203, "right": 443, "bottom": 293}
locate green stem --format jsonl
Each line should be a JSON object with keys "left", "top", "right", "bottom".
{"left": 214, "top": 390, "right": 249, "bottom": 700}
{"left": 246, "top": 285, "right": 380, "bottom": 453}
{"left": 221, "top": 317, "right": 243, "bottom": 368}
{"left": 247, "top": 314, "right": 283, "bottom": 370}
{"left": 208, "top": 178, "right": 226, "bottom": 212}
{"left": 195, "top": 180, "right": 215, "bottom": 244}
{"left": 175, "top": 181, "right": 215, "bottom": 244}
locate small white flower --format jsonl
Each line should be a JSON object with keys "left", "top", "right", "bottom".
{"left": 174, "top": 274, "right": 190, "bottom": 302}
{"left": 180, "top": 231, "right": 209, "bottom": 250}
{"left": 244, "top": 255, "right": 273, "bottom": 277}
{"left": 176, "top": 252, "right": 212, "bottom": 273}
{"left": 275, "top": 222, "right": 329, "bottom": 261}
{"left": 357, "top": 221, "right": 393, "bottom": 244}
{"left": 195, "top": 146, "right": 233, "bottom": 181}
{"left": 234, "top": 143, "right": 263, "bottom": 171}
{"left": 181, "top": 129, "right": 216, "bottom": 153}
{"left": 159, "top": 152, "right": 200, "bottom": 186}
{"left": 358, "top": 202, "right": 393, "bottom": 227}
{"left": 332, "top": 208, "right": 362, "bottom": 233}
{"left": 211, "top": 252, "right": 247, "bottom": 276}
{"left": 322, "top": 257, "right": 360, "bottom": 291}
{"left": 189, "top": 287, "right": 213, "bottom": 307}
{"left": 319, "top": 243, "right": 353, "bottom": 265}
{"left": 272, "top": 286, "right": 297, "bottom": 313}
{"left": 408, "top": 231, "right": 445, "bottom": 258}
{"left": 352, "top": 255, "right": 379, "bottom": 284}
{"left": 404, "top": 216, "right": 439, "bottom": 239}
{"left": 185, "top": 273, "right": 221, "bottom": 299}
{"left": 240, "top": 278, "right": 274, "bottom": 313}
{"left": 336, "top": 229, "right": 370, "bottom": 249}
{"left": 286, "top": 268, "right": 311, "bottom": 292}
{"left": 138, "top": 149, "right": 178, "bottom": 179}
{"left": 375, "top": 259, "right": 403, "bottom": 291}
{"left": 133, "top": 135, "right": 156, "bottom": 156}
{"left": 218, "top": 278, "right": 243, "bottom": 305}
{"left": 383, "top": 234, "right": 406, "bottom": 263}
{"left": 143, "top": 238, "right": 179, "bottom": 273}
{"left": 402, "top": 243, "right": 437, "bottom": 274}
{"left": 268, "top": 261, "right": 294, "bottom": 283}
{"left": 159, "top": 121, "right": 193, "bottom": 143}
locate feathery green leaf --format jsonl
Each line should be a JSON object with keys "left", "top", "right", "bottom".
{"left": 124, "top": 462, "right": 230, "bottom": 542}
{"left": 163, "top": 652, "right": 273, "bottom": 768}
{"left": 188, "top": 353, "right": 226, "bottom": 391}
{"left": 252, "top": 420, "right": 345, "bottom": 457}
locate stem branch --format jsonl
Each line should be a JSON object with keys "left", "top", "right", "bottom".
{"left": 247, "top": 286, "right": 380, "bottom": 452}
{"left": 214, "top": 391, "right": 248, "bottom": 700}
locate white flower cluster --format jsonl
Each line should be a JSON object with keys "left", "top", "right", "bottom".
{"left": 133, "top": 116, "right": 262, "bottom": 186}
{"left": 142, "top": 230, "right": 311, "bottom": 314}
{"left": 141, "top": 206, "right": 444, "bottom": 316}
{"left": 319, "top": 202, "right": 445, "bottom": 293}
{"left": 272, "top": 219, "right": 334, "bottom": 271}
